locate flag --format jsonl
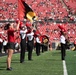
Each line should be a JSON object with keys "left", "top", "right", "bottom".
{"left": 18, "top": 0, "right": 25, "bottom": 20}
{"left": 58, "top": 24, "right": 67, "bottom": 32}
{"left": 70, "top": 0, "right": 75, "bottom": 2}
{"left": 18, "top": 0, "right": 37, "bottom": 22}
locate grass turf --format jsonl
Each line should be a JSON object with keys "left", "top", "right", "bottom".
{"left": 0, "top": 50, "right": 69, "bottom": 75}
{"left": 66, "top": 50, "right": 76, "bottom": 75}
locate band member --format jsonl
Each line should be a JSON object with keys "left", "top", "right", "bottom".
{"left": 0, "top": 31, "right": 4, "bottom": 53}
{"left": 20, "top": 25, "right": 27, "bottom": 63}
{"left": 0, "top": 36, "right": 3, "bottom": 53}
{"left": 4, "top": 22, "right": 20, "bottom": 71}
{"left": 3, "top": 38, "right": 8, "bottom": 53}
{"left": 35, "top": 34, "right": 41, "bottom": 56}
{"left": 74, "top": 39, "right": 76, "bottom": 50}
{"left": 39, "top": 35, "right": 44, "bottom": 53}
{"left": 41, "top": 35, "right": 49, "bottom": 52}
{"left": 26, "top": 27, "right": 34, "bottom": 60}
{"left": 60, "top": 31, "right": 66, "bottom": 60}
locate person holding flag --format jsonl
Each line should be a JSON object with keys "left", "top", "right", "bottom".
{"left": 58, "top": 24, "right": 67, "bottom": 60}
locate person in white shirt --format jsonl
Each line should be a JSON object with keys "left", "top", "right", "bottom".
{"left": 0, "top": 32, "right": 4, "bottom": 53}
{"left": 35, "top": 35, "right": 41, "bottom": 56}
{"left": 0, "top": 36, "right": 3, "bottom": 53}
{"left": 3, "top": 39, "right": 8, "bottom": 53}
{"left": 20, "top": 26, "right": 27, "bottom": 63}
{"left": 26, "top": 28, "right": 34, "bottom": 60}
{"left": 60, "top": 31, "right": 66, "bottom": 60}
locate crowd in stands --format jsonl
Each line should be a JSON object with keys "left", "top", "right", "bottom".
{"left": 0, "top": 22, "right": 76, "bottom": 53}
{"left": 0, "top": 22, "right": 20, "bottom": 53}
{"left": 38, "top": 22, "right": 76, "bottom": 42}
{"left": 0, "top": 0, "right": 76, "bottom": 20}
{"left": 0, "top": 0, "right": 18, "bottom": 20}
{"left": 0, "top": 0, "right": 76, "bottom": 53}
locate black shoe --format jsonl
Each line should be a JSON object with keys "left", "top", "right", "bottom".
{"left": 20, "top": 60, "right": 24, "bottom": 63}
{"left": 6, "top": 67, "right": 12, "bottom": 71}
{"left": 20, "top": 61, "right": 24, "bottom": 63}
{"left": 37, "top": 54, "right": 40, "bottom": 56}
{"left": 62, "top": 58, "right": 65, "bottom": 60}
{"left": 28, "top": 59, "right": 33, "bottom": 61}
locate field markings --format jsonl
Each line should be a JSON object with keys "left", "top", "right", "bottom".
{"left": 63, "top": 60, "right": 68, "bottom": 75}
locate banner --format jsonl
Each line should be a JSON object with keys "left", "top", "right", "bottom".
{"left": 18, "top": 0, "right": 37, "bottom": 22}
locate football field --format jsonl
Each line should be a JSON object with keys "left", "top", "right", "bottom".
{"left": 0, "top": 50, "right": 76, "bottom": 75}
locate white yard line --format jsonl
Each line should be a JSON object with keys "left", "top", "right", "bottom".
{"left": 63, "top": 60, "right": 68, "bottom": 75}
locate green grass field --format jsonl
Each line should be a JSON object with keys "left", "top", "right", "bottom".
{"left": 0, "top": 50, "right": 76, "bottom": 75}
{"left": 66, "top": 50, "right": 76, "bottom": 75}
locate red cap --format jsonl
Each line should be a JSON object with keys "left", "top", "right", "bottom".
{"left": 58, "top": 24, "right": 66, "bottom": 32}
{"left": 16, "top": 19, "right": 20, "bottom": 24}
{"left": 35, "top": 30, "right": 40, "bottom": 36}
{"left": 19, "top": 22, "right": 24, "bottom": 29}
{"left": 25, "top": 22, "right": 32, "bottom": 27}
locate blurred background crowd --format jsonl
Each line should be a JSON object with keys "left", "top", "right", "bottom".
{"left": 0, "top": 0, "right": 76, "bottom": 53}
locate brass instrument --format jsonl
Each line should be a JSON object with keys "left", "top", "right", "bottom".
{"left": 43, "top": 38, "right": 49, "bottom": 44}
{"left": 26, "top": 12, "right": 38, "bottom": 23}
{"left": 42, "top": 36, "right": 49, "bottom": 46}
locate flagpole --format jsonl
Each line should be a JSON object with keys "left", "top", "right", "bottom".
{"left": 17, "top": 0, "right": 20, "bottom": 20}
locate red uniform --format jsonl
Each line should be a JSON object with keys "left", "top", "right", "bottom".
{"left": 7, "top": 29, "right": 15, "bottom": 50}
{"left": 8, "top": 29, "right": 15, "bottom": 43}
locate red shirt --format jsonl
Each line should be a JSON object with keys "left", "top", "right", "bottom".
{"left": 74, "top": 40, "right": 76, "bottom": 44}
{"left": 8, "top": 29, "right": 15, "bottom": 43}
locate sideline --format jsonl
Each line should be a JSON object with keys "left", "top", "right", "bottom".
{"left": 0, "top": 52, "right": 19, "bottom": 57}
{"left": 63, "top": 60, "right": 68, "bottom": 75}
{"left": 0, "top": 53, "right": 7, "bottom": 57}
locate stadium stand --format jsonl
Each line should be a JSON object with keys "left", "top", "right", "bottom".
{"left": 0, "top": 0, "right": 76, "bottom": 50}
